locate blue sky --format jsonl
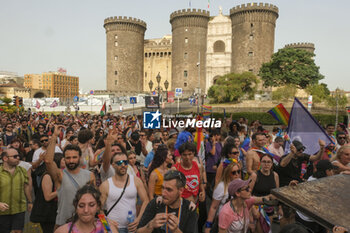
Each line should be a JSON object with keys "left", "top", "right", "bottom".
{"left": 0, "top": 0, "right": 349, "bottom": 92}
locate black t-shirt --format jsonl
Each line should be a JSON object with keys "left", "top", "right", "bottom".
{"left": 137, "top": 198, "right": 197, "bottom": 233}
{"left": 278, "top": 153, "right": 310, "bottom": 187}
{"left": 126, "top": 140, "right": 142, "bottom": 155}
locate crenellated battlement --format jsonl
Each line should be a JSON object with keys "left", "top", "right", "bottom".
{"left": 284, "top": 42, "right": 315, "bottom": 48}
{"left": 104, "top": 16, "right": 147, "bottom": 31}
{"left": 170, "top": 8, "right": 210, "bottom": 22}
{"left": 230, "top": 2, "right": 278, "bottom": 16}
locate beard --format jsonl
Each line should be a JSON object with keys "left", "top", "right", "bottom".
{"left": 163, "top": 192, "right": 181, "bottom": 206}
{"left": 66, "top": 161, "right": 80, "bottom": 170}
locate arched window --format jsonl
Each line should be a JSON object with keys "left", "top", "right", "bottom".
{"left": 213, "top": 40, "right": 225, "bottom": 53}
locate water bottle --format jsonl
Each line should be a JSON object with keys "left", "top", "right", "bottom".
{"left": 127, "top": 210, "right": 135, "bottom": 224}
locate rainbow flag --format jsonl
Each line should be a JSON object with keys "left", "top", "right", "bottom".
{"left": 95, "top": 149, "right": 105, "bottom": 162}
{"left": 98, "top": 214, "right": 112, "bottom": 232}
{"left": 202, "top": 105, "right": 212, "bottom": 119}
{"left": 267, "top": 103, "right": 290, "bottom": 125}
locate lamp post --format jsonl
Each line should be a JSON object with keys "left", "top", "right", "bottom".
{"left": 164, "top": 80, "right": 169, "bottom": 103}
{"left": 148, "top": 80, "right": 153, "bottom": 94}
{"left": 156, "top": 73, "right": 161, "bottom": 109}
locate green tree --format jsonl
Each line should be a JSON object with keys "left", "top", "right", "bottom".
{"left": 305, "top": 83, "right": 330, "bottom": 103}
{"left": 326, "top": 89, "right": 348, "bottom": 108}
{"left": 1, "top": 97, "right": 12, "bottom": 106}
{"left": 271, "top": 84, "right": 297, "bottom": 101}
{"left": 208, "top": 72, "right": 259, "bottom": 103}
{"left": 259, "top": 48, "right": 324, "bottom": 89}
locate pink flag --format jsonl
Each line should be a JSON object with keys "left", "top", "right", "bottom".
{"left": 50, "top": 100, "right": 58, "bottom": 108}
{"left": 35, "top": 100, "right": 41, "bottom": 109}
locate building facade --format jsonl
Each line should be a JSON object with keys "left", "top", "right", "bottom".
{"left": 143, "top": 35, "right": 172, "bottom": 93}
{"left": 105, "top": 3, "right": 315, "bottom": 97}
{"left": 206, "top": 7, "right": 232, "bottom": 93}
{"left": 24, "top": 72, "right": 79, "bottom": 102}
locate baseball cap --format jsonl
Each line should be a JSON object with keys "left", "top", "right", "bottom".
{"left": 316, "top": 160, "right": 337, "bottom": 172}
{"left": 292, "top": 140, "right": 305, "bottom": 151}
{"left": 228, "top": 179, "right": 251, "bottom": 196}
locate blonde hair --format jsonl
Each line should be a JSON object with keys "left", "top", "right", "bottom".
{"left": 217, "top": 162, "right": 241, "bottom": 195}
{"left": 333, "top": 145, "right": 350, "bottom": 163}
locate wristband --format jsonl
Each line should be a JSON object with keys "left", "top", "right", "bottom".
{"left": 205, "top": 221, "right": 213, "bottom": 228}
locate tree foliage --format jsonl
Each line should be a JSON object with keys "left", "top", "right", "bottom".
{"left": 271, "top": 85, "right": 297, "bottom": 101}
{"left": 259, "top": 48, "right": 324, "bottom": 89}
{"left": 208, "top": 72, "right": 259, "bottom": 103}
{"left": 305, "top": 83, "right": 330, "bottom": 103}
{"left": 326, "top": 89, "right": 348, "bottom": 108}
{"left": 1, "top": 97, "right": 12, "bottom": 106}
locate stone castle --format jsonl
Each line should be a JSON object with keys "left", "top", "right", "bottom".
{"left": 103, "top": 3, "right": 314, "bottom": 96}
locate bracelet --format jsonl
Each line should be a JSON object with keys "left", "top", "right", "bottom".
{"left": 205, "top": 221, "right": 213, "bottom": 228}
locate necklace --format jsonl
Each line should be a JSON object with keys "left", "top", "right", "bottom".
{"left": 165, "top": 198, "right": 183, "bottom": 233}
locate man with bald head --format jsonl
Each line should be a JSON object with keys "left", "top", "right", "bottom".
{"left": 0, "top": 148, "right": 33, "bottom": 233}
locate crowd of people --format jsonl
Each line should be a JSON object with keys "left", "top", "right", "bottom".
{"left": 0, "top": 111, "right": 349, "bottom": 233}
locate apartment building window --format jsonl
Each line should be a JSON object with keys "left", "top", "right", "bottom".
{"left": 184, "top": 82, "right": 187, "bottom": 87}
{"left": 114, "top": 41, "right": 118, "bottom": 46}
{"left": 184, "top": 70, "right": 188, "bottom": 78}
{"left": 114, "top": 56, "right": 118, "bottom": 61}
{"left": 115, "top": 80, "right": 118, "bottom": 85}
{"left": 184, "top": 52, "right": 188, "bottom": 59}
{"left": 115, "top": 71, "right": 118, "bottom": 75}
{"left": 248, "top": 52, "right": 253, "bottom": 57}
{"left": 185, "top": 37, "right": 188, "bottom": 43}
{"left": 114, "top": 35, "right": 118, "bottom": 39}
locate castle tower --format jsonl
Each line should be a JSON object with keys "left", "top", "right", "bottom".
{"left": 230, "top": 3, "right": 279, "bottom": 74}
{"left": 170, "top": 9, "right": 210, "bottom": 95}
{"left": 104, "top": 17, "right": 147, "bottom": 93}
{"left": 284, "top": 42, "right": 315, "bottom": 54}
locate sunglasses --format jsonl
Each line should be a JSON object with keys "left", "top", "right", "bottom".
{"left": 41, "top": 139, "right": 49, "bottom": 143}
{"left": 229, "top": 151, "right": 240, "bottom": 155}
{"left": 114, "top": 160, "right": 128, "bottom": 166}
{"left": 7, "top": 154, "right": 20, "bottom": 159}
{"left": 239, "top": 186, "right": 250, "bottom": 192}
{"left": 338, "top": 137, "right": 346, "bottom": 139}
{"left": 231, "top": 170, "right": 241, "bottom": 175}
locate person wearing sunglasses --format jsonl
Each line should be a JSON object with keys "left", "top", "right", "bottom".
{"left": 0, "top": 148, "right": 33, "bottom": 233}
{"left": 218, "top": 179, "right": 272, "bottom": 233}
{"left": 279, "top": 139, "right": 325, "bottom": 187}
{"left": 32, "top": 134, "right": 62, "bottom": 169}
{"left": 336, "top": 132, "right": 348, "bottom": 149}
{"left": 215, "top": 144, "right": 241, "bottom": 186}
{"left": 100, "top": 151, "right": 149, "bottom": 233}
{"left": 205, "top": 161, "right": 241, "bottom": 233}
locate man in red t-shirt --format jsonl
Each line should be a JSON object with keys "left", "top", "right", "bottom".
{"left": 173, "top": 142, "right": 205, "bottom": 204}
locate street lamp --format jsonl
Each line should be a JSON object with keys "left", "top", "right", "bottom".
{"left": 148, "top": 80, "right": 153, "bottom": 94}
{"left": 156, "top": 72, "right": 161, "bottom": 109}
{"left": 164, "top": 80, "right": 169, "bottom": 102}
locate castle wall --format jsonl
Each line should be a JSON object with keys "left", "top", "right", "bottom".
{"left": 104, "top": 17, "right": 146, "bottom": 93}
{"left": 284, "top": 42, "right": 315, "bottom": 54}
{"left": 170, "top": 9, "right": 210, "bottom": 96}
{"left": 230, "top": 3, "right": 278, "bottom": 74}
